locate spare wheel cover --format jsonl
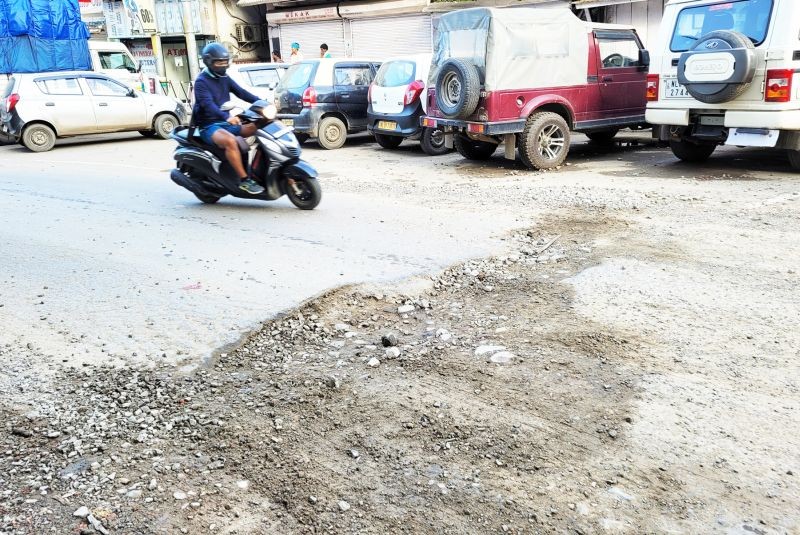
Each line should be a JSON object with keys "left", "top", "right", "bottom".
{"left": 677, "top": 30, "right": 755, "bottom": 104}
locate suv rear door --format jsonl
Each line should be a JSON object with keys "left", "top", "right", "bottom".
{"left": 333, "top": 62, "right": 376, "bottom": 129}
{"left": 30, "top": 75, "right": 97, "bottom": 135}
{"left": 84, "top": 76, "right": 147, "bottom": 131}
{"left": 594, "top": 30, "right": 647, "bottom": 117}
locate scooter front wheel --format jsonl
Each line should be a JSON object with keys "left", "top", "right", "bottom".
{"left": 194, "top": 192, "right": 221, "bottom": 204}
{"left": 286, "top": 178, "right": 321, "bottom": 210}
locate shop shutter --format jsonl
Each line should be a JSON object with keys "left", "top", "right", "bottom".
{"left": 351, "top": 15, "right": 432, "bottom": 60}
{"left": 278, "top": 20, "right": 346, "bottom": 60}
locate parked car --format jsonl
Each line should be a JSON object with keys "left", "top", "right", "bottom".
{"left": 367, "top": 54, "right": 449, "bottom": 156}
{"left": 274, "top": 58, "right": 381, "bottom": 149}
{"left": 646, "top": 0, "right": 800, "bottom": 170}
{"left": 421, "top": 7, "right": 649, "bottom": 170}
{"left": 1, "top": 72, "right": 187, "bottom": 152}
{"left": 227, "top": 62, "right": 288, "bottom": 109}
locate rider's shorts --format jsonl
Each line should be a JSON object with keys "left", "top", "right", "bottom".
{"left": 199, "top": 122, "right": 242, "bottom": 145}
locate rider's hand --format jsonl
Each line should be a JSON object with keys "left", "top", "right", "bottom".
{"left": 227, "top": 116, "right": 242, "bottom": 126}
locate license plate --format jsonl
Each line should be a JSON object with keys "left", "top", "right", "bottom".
{"left": 283, "top": 119, "right": 294, "bottom": 126}
{"left": 378, "top": 120, "right": 397, "bottom": 131}
{"left": 665, "top": 78, "right": 691, "bottom": 99}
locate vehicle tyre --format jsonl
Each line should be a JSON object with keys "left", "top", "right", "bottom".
{"left": 21, "top": 123, "right": 56, "bottom": 152}
{"left": 287, "top": 178, "right": 322, "bottom": 210}
{"left": 454, "top": 134, "right": 497, "bottom": 161}
{"left": 194, "top": 192, "right": 221, "bottom": 204}
{"left": 139, "top": 130, "right": 158, "bottom": 138}
{"left": 435, "top": 58, "right": 481, "bottom": 120}
{"left": 518, "top": 111, "right": 571, "bottom": 170}
{"left": 787, "top": 150, "right": 800, "bottom": 171}
{"left": 374, "top": 132, "right": 403, "bottom": 149}
{"left": 420, "top": 127, "right": 450, "bottom": 156}
{"left": 154, "top": 114, "right": 179, "bottom": 139}
{"left": 669, "top": 139, "right": 717, "bottom": 162}
{"left": 678, "top": 31, "right": 755, "bottom": 105}
{"left": 585, "top": 129, "right": 619, "bottom": 143}
{"left": 295, "top": 133, "right": 309, "bottom": 145}
{"left": 317, "top": 116, "right": 347, "bottom": 150}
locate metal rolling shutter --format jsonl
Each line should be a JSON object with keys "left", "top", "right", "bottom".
{"left": 278, "top": 20, "right": 346, "bottom": 59}
{"left": 351, "top": 15, "right": 432, "bottom": 59}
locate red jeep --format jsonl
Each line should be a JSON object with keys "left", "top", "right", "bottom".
{"left": 422, "top": 7, "right": 650, "bottom": 170}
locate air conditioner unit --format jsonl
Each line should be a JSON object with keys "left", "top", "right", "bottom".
{"left": 235, "top": 24, "right": 262, "bottom": 43}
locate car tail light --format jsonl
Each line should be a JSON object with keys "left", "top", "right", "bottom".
{"left": 302, "top": 87, "right": 317, "bottom": 108}
{"left": 404, "top": 80, "right": 425, "bottom": 106}
{"left": 765, "top": 69, "right": 793, "bottom": 103}
{"left": 5, "top": 93, "right": 19, "bottom": 114}
{"left": 646, "top": 74, "right": 659, "bottom": 101}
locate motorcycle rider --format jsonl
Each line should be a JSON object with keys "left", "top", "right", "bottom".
{"left": 193, "top": 43, "right": 265, "bottom": 195}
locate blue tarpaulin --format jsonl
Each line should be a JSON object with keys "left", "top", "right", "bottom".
{"left": 0, "top": 0, "right": 90, "bottom": 74}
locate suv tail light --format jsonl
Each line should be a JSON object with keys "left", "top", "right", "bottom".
{"left": 765, "top": 69, "right": 793, "bottom": 103}
{"left": 404, "top": 80, "right": 425, "bottom": 106}
{"left": 302, "top": 87, "right": 317, "bottom": 108}
{"left": 646, "top": 74, "right": 659, "bottom": 102}
{"left": 5, "top": 93, "right": 19, "bottom": 114}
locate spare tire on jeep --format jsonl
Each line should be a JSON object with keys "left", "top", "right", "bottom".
{"left": 435, "top": 58, "right": 481, "bottom": 120}
{"left": 677, "top": 30, "right": 755, "bottom": 105}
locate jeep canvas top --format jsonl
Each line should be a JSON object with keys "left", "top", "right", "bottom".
{"left": 645, "top": 0, "right": 800, "bottom": 169}
{"left": 421, "top": 6, "right": 649, "bottom": 170}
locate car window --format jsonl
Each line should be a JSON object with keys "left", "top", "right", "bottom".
{"left": 334, "top": 66, "right": 372, "bottom": 87}
{"left": 278, "top": 63, "right": 314, "bottom": 90}
{"left": 98, "top": 51, "right": 138, "bottom": 73}
{"left": 597, "top": 37, "right": 642, "bottom": 68}
{"left": 86, "top": 77, "right": 130, "bottom": 97}
{"left": 34, "top": 78, "right": 83, "bottom": 95}
{"left": 245, "top": 68, "right": 282, "bottom": 87}
{"left": 375, "top": 61, "right": 416, "bottom": 87}
{"left": 670, "top": 0, "right": 773, "bottom": 52}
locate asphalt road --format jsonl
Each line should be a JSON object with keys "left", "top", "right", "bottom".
{"left": 0, "top": 132, "right": 520, "bottom": 368}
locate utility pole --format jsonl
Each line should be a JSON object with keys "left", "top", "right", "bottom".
{"left": 181, "top": 0, "right": 200, "bottom": 80}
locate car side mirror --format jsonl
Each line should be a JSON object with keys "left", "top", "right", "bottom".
{"left": 127, "top": 88, "right": 136, "bottom": 97}
{"left": 267, "top": 82, "right": 277, "bottom": 90}
{"left": 639, "top": 49, "right": 651, "bottom": 68}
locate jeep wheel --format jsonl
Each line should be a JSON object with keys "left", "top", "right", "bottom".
{"left": 420, "top": 127, "right": 450, "bottom": 156}
{"left": 678, "top": 31, "right": 755, "bottom": 105}
{"left": 435, "top": 58, "right": 481, "bottom": 120}
{"left": 22, "top": 123, "right": 56, "bottom": 152}
{"left": 454, "top": 134, "right": 497, "bottom": 161}
{"left": 374, "top": 132, "right": 403, "bottom": 150}
{"left": 669, "top": 139, "right": 717, "bottom": 163}
{"left": 788, "top": 150, "right": 800, "bottom": 172}
{"left": 317, "top": 116, "right": 347, "bottom": 150}
{"left": 585, "top": 129, "right": 619, "bottom": 143}
{"left": 518, "top": 112, "right": 571, "bottom": 170}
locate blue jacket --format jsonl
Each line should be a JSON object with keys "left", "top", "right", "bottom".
{"left": 192, "top": 70, "right": 260, "bottom": 127}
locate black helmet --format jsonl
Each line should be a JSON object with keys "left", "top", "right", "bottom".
{"left": 201, "top": 43, "right": 230, "bottom": 76}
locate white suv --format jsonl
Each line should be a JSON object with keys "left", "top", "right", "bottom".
{"left": 646, "top": 0, "right": 800, "bottom": 169}
{"left": 1, "top": 72, "right": 187, "bottom": 152}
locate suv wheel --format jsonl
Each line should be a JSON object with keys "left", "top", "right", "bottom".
{"left": 154, "top": 114, "right": 179, "bottom": 139}
{"left": 435, "top": 58, "right": 481, "bottom": 120}
{"left": 22, "top": 124, "right": 56, "bottom": 152}
{"left": 454, "top": 134, "right": 497, "bottom": 161}
{"left": 788, "top": 150, "right": 800, "bottom": 171}
{"left": 374, "top": 133, "right": 403, "bottom": 150}
{"left": 421, "top": 127, "right": 449, "bottom": 156}
{"left": 669, "top": 139, "right": 716, "bottom": 163}
{"left": 678, "top": 31, "right": 755, "bottom": 105}
{"left": 519, "top": 112, "right": 571, "bottom": 170}
{"left": 317, "top": 116, "right": 347, "bottom": 150}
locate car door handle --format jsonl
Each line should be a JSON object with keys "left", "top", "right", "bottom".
{"left": 98, "top": 103, "right": 108, "bottom": 107}
{"left": 45, "top": 102, "right": 55, "bottom": 106}
{"left": 602, "top": 76, "right": 614, "bottom": 82}
{"left": 341, "top": 94, "right": 350, "bottom": 98}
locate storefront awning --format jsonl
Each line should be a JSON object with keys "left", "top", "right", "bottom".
{"left": 572, "top": 0, "right": 646, "bottom": 8}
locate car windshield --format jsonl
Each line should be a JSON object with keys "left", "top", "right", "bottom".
{"left": 670, "top": 0, "right": 773, "bottom": 52}
{"left": 278, "top": 63, "right": 314, "bottom": 90}
{"left": 98, "top": 51, "right": 139, "bottom": 73}
{"left": 375, "top": 61, "right": 416, "bottom": 87}
{"left": 246, "top": 68, "right": 282, "bottom": 87}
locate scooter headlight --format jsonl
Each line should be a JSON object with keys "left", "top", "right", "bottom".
{"left": 262, "top": 104, "right": 277, "bottom": 120}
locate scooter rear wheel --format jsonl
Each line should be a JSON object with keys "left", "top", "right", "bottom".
{"left": 287, "top": 178, "right": 321, "bottom": 210}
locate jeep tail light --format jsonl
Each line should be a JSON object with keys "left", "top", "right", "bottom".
{"left": 404, "top": 80, "right": 425, "bottom": 106}
{"left": 646, "top": 74, "right": 659, "bottom": 101}
{"left": 765, "top": 69, "right": 793, "bottom": 103}
{"left": 302, "top": 87, "right": 317, "bottom": 108}
{"left": 5, "top": 93, "right": 19, "bottom": 114}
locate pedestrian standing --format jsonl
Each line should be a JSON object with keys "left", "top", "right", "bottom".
{"left": 320, "top": 43, "right": 332, "bottom": 58}
{"left": 289, "top": 42, "right": 304, "bottom": 64}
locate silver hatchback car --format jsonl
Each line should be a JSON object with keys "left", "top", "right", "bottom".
{"left": 1, "top": 71, "right": 187, "bottom": 152}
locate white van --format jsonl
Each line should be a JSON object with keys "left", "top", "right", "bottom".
{"left": 646, "top": 0, "right": 800, "bottom": 170}
{"left": 88, "top": 41, "right": 147, "bottom": 90}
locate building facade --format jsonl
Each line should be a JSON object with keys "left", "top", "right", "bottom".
{"left": 573, "top": 0, "right": 667, "bottom": 49}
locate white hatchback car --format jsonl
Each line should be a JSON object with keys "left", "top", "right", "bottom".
{"left": 227, "top": 63, "right": 288, "bottom": 109}
{"left": 1, "top": 71, "right": 187, "bottom": 152}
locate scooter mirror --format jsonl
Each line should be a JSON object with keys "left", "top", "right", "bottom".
{"left": 262, "top": 104, "right": 278, "bottom": 120}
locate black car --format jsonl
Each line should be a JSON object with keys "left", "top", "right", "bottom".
{"left": 275, "top": 59, "right": 381, "bottom": 150}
